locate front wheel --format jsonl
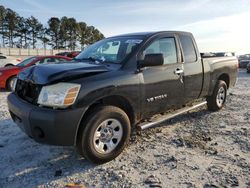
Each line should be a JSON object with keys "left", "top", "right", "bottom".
{"left": 76, "top": 106, "right": 131, "bottom": 164}
{"left": 207, "top": 80, "right": 227, "bottom": 111}
{"left": 7, "top": 76, "right": 16, "bottom": 91}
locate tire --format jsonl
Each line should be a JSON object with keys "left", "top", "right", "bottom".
{"left": 7, "top": 76, "right": 16, "bottom": 91}
{"left": 76, "top": 105, "right": 131, "bottom": 164}
{"left": 206, "top": 80, "right": 227, "bottom": 111}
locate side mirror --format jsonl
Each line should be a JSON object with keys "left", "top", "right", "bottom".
{"left": 139, "top": 53, "right": 164, "bottom": 68}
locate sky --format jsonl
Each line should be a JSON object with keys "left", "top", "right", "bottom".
{"left": 1, "top": 0, "right": 250, "bottom": 54}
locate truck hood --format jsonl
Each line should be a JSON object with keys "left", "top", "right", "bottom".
{"left": 18, "top": 62, "right": 110, "bottom": 85}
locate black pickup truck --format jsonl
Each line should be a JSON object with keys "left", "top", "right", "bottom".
{"left": 8, "top": 31, "right": 238, "bottom": 164}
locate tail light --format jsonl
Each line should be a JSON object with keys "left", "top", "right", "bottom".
{"left": 16, "top": 59, "right": 21, "bottom": 62}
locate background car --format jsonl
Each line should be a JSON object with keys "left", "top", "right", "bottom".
{"left": 0, "top": 55, "right": 72, "bottom": 90}
{"left": 238, "top": 54, "right": 250, "bottom": 68}
{"left": 201, "top": 52, "right": 235, "bottom": 58}
{"left": 55, "top": 52, "right": 69, "bottom": 56}
{"left": 0, "top": 54, "right": 21, "bottom": 67}
{"left": 214, "top": 52, "right": 235, "bottom": 57}
{"left": 239, "top": 60, "right": 250, "bottom": 68}
{"left": 68, "top": 51, "right": 81, "bottom": 58}
{"left": 247, "top": 62, "right": 250, "bottom": 73}
{"left": 56, "top": 51, "right": 80, "bottom": 58}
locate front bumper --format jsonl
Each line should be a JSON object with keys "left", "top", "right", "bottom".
{"left": 7, "top": 93, "right": 86, "bottom": 146}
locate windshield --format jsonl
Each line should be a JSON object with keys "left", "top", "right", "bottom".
{"left": 17, "top": 57, "right": 37, "bottom": 67}
{"left": 75, "top": 37, "right": 144, "bottom": 64}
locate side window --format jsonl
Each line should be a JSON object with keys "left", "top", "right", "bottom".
{"left": 43, "top": 58, "right": 56, "bottom": 64}
{"left": 143, "top": 38, "right": 177, "bottom": 64}
{"left": 35, "top": 59, "right": 44, "bottom": 65}
{"left": 59, "top": 58, "right": 70, "bottom": 62}
{"left": 53, "top": 58, "right": 69, "bottom": 62}
{"left": 53, "top": 58, "right": 61, "bottom": 63}
{"left": 36, "top": 58, "right": 56, "bottom": 65}
{"left": 179, "top": 35, "right": 197, "bottom": 63}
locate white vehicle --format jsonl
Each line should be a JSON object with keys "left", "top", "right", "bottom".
{"left": 0, "top": 55, "right": 21, "bottom": 67}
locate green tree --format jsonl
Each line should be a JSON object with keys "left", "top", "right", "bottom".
{"left": 38, "top": 26, "right": 49, "bottom": 49}
{"left": 84, "top": 26, "right": 104, "bottom": 45}
{"left": 0, "top": 6, "right": 7, "bottom": 47}
{"left": 0, "top": 5, "right": 105, "bottom": 49}
{"left": 26, "top": 16, "right": 42, "bottom": 49}
{"left": 15, "top": 16, "right": 31, "bottom": 48}
{"left": 92, "top": 28, "right": 104, "bottom": 42}
{"left": 66, "top": 17, "right": 79, "bottom": 50}
{"left": 47, "top": 17, "right": 60, "bottom": 49}
{"left": 22, "top": 18, "right": 31, "bottom": 48}
{"left": 5, "top": 8, "right": 18, "bottom": 47}
{"left": 58, "top": 16, "right": 68, "bottom": 49}
{"left": 78, "top": 21, "right": 87, "bottom": 49}
{"left": 58, "top": 17, "right": 79, "bottom": 50}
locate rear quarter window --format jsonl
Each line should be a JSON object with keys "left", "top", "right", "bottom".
{"left": 179, "top": 34, "right": 197, "bottom": 63}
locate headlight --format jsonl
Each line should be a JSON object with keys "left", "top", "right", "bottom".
{"left": 38, "top": 83, "right": 81, "bottom": 108}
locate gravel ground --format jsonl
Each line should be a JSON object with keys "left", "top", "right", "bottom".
{"left": 0, "top": 70, "right": 249, "bottom": 188}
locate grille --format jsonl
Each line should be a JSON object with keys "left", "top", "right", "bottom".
{"left": 15, "top": 79, "right": 41, "bottom": 104}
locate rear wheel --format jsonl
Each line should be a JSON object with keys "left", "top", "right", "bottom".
{"left": 76, "top": 105, "right": 131, "bottom": 164}
{"left": 207, "top": 80, "right": 227, "bottom": 111}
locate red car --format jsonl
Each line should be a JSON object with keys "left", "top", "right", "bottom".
{"left": 0, "top": 55, "right": 72, "bottom": 90}
{"left": 56, "top": 51, "right": 81, "bottom": 58}
{"left": 68, "top": 51, "right": 80, "bottom": 58}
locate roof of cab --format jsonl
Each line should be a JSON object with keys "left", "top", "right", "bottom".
{"left": 109, "top": 31, "right": 192, "bottom": 38}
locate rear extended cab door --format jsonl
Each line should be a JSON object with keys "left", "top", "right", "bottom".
{"left": 177, "top": 33, "right": 204, "bottom": 103}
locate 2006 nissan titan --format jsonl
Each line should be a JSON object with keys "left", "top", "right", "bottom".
{"left": 8, "top": 31, "right": 238, "bottom": 164}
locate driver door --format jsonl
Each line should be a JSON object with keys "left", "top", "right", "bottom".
{"left": 140, "top": 35, "right": 185, "bottom": 118}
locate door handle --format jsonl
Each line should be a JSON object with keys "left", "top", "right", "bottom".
{"left": 174, "top": 68, "right": 184, "bottom": 83}
{"left": 174, "top": 68, "right": 184, "bottom": 75}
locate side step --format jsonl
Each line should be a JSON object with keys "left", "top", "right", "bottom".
{"left": 138, "top": 101, "right": 207, "bottom": 130}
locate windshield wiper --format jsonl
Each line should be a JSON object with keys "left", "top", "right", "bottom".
{"left": 74, "top": 57, "right": 97, "bottom": 62}
{"left": 74, "top": 57, "right": 117, "bottom": 64}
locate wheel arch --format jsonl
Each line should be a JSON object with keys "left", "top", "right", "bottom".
{"left": 4, "top": 64, "right": 14, "bottom": 67}
{"left": 75, "top": 95, "right": 136, "bottom": 145}
{"left": 218, "top": 73, "right": 230, "bottom": 88}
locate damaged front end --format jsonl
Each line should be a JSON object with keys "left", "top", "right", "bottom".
{"left": 14, "top": 62, "right": 110, "bottom": 106}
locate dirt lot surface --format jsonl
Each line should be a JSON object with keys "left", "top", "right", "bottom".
{"left": 0, "top": 70, "right": 249, "bottom": 188}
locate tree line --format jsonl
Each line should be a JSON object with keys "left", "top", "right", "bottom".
{"left": 0, "top": 5, "right": 104, "bottom": 50}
